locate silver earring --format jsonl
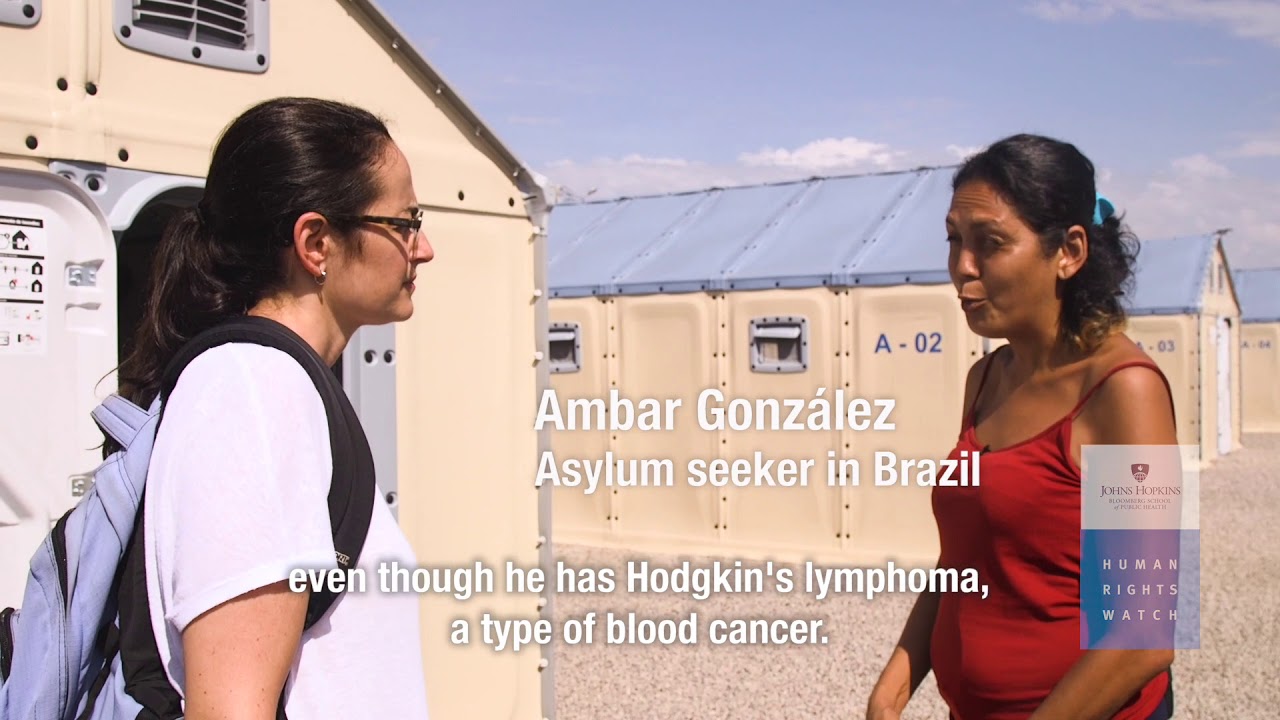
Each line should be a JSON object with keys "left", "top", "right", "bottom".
{"left": 315, "top": 270, "right": 327, "bottom": 286}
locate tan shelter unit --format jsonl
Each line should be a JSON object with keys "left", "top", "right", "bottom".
{"left": 545, "top": 167, "right": 985, "bottom": 567}
{"left": 0, "top": 3, "right": 551, "bottom": 718}
{"left": 1232, "top": 267, "right": 1280, "bottom": 433}
{"left": 1124, "top": 234, "right": 1242, "bottom": 465}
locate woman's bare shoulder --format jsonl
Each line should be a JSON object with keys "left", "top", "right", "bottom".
{"left": 1077, "top": 333, "right": 1176, "bottom": 442}
{"left": 1083, "top": 332, "right": 1155, "bottom": 381}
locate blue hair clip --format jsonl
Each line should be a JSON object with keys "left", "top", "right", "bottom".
{"left": 1093, "top": 195, "right": 1115, "bottom": 225}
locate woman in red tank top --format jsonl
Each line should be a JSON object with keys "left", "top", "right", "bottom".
{"left": 866, "top": 134, "right": 1178, "bottom": 720}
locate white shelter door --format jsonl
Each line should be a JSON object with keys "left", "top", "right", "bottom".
{"left": 1217, "top": 316, "right": 1232, "bottom": 457}
{"left": 0, "top": 168, "right": 117, "bottom": 609}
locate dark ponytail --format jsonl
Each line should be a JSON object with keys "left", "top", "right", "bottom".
{"left": 115, "top": 97, "right": 393, "bottom": 417}
{"left": 1062, "top": 212, "right": 1139, "bottom": 350}
{"left": 952, "top": 133, "right": 1139, "bottom": 352}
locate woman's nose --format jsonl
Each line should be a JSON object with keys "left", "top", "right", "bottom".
{"left": 414, "top": 231, "right": 435, "bottom": 263}
{"left": 952, "top": 245, "right": 979, "bottom": 279}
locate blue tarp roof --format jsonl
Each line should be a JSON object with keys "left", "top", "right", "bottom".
{"left": 547, "top": 174, "right": 1236, "bottom": 315}
{"left": 1233, "top": 267, "right": 1280, "bottom": 323}
{"left": 1125, "top": 234, "right": 1220, "bottom": 316}
{"left": 546, "top": 166, "right": 960, "bottom": 297}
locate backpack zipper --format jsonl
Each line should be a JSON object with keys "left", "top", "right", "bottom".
{"left": 0, "top": 606, "right": 15, "bottom": 681}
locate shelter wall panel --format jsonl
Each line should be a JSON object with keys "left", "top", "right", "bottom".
{"left": 547, "top": 298, "right": 612, "bottom": 542}
{"left": 844, "top": 286, "right": 974, "bottom": 565}
{"left": 1242, "top": 323, "right": 1280, "bottom": 432}
{"left": 611, "top": 295, "right": 720, "bottom": 547}
{"left": 20, "top": 0, "right": 524, "bottom": 216}
{"left": 396, "top": 211, "right": 541, "bottom": 720}
{"left": 0, "top": 2, "right": 73, "bottom": 160}
{"left": 1126, "top": 316, "right": 1199, "bottom": 453}
{"left": 721, "top": 289, "right": 842, "bottom": 558}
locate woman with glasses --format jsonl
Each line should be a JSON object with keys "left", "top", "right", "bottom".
{"left": 866, "top": 134, "right": 1178, "bottom": 720}
{"left": 109, "top": 97, "right": 435, "bottom": 718}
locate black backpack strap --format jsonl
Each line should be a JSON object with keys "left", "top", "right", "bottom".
{"left": 156, "top": 315, "right": 376, "bottom": 627}
{"left": 109, "top": 314, "right": 376, "bottom": 720}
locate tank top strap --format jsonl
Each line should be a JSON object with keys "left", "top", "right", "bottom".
{"left": 965, "top": 346, "right": 1005, "bottom": 428}
{"left": 1067, "top": 360, "right": 1177, "bottom": 425}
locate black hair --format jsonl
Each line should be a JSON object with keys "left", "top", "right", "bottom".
{"left": 116, "top": 97, "right": 393, "bottom": 412}
{"left": 952, "top": 133, "right": 1139, "bottom": 351}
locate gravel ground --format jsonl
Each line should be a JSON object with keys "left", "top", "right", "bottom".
{"left": 550, "top": 433, "right": 1280, "bottom": 720}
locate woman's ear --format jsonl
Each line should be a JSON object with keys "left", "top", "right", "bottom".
{"left": 1058, "top": 225, "right": 1089, "bottom": 280}
{"left": 292, "top": 212, "right": 331, "bottom": 281}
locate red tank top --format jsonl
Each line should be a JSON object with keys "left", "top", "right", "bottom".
{"left": 930, "top": 350, "right": 1172, "bottom": 720}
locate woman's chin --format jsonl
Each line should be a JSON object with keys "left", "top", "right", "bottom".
{"left": 387, "top": 301, "right": 414, "bottom": 323}
{"left": 965, "top": 317, "right": 1006, "bottom": 339}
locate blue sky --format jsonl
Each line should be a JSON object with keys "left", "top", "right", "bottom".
{"left": 380, "top": 0, "right": 1280, "bottom": 268}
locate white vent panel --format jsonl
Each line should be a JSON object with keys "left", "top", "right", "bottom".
{"left": 115, "top": 0, "right": 269, "bottom": 73}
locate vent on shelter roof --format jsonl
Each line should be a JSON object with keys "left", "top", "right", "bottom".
{"left": 115, "top": 0, "right": 269, "bottom": 73}
{"left": 0, "top": 0, "right": 41, "bottom": 27}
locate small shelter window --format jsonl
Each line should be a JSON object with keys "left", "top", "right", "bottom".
{"left": 548, "top": 323, "right": 581, "bottom": 374}
{"left": 750, "top": 316, "right": 808, "bottom": 373}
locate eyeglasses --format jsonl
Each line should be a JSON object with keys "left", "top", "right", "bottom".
{"left": 328, "top": 208, "right": 423, "bottom": 282}
{"left": 332, "top": 207, "right": 424, "bottom": 238}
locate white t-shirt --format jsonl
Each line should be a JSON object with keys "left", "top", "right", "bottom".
{"left": 141, "top": 342, "right": 430, "bottom": 719}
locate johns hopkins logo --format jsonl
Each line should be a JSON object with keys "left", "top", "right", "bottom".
{"left": 1131, "top": 464, "right": 1150, "bottom": 483}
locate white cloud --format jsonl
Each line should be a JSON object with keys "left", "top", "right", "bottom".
{"left": 539, "top": 136, "right": 988, "bottom": 203}
{"left": 738, "top": 137, "right": 905, "bottom": 172}
{"left": 619, "top": 154, "right": 690, "bottom": 168}
{"left": 1170, "top": 153, "right": 1232, "bottom": 179}
{"left": 1105, "top": 154, "right": 1280, "bottom": 268}
{"left": 946, "top": 144, "right": 985, "bottom": 161}
{"left": 1027, "top": 0, "right": 1280, "bottom": 46}
{"left": 1226, "top": 137, "right": 1280, "bottom": 159}
{"left": 1024, "top": 1, "right": 1117, "bottom": 22}
{"left": 1119, "top": 0, "right": 1280, "bottom": 46}
{"left": 540, "top": 155, "right": 754, "bottom": 202}
{"left": 541, "top": 136, "right": 937, "bottom": 202}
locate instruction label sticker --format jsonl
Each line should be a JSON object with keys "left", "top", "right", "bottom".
{"left": 1080, "top": 444, "right": 1200, "bottom": 651}
{"left": 0, "top": 214, "right": 48, "bottom": 355}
